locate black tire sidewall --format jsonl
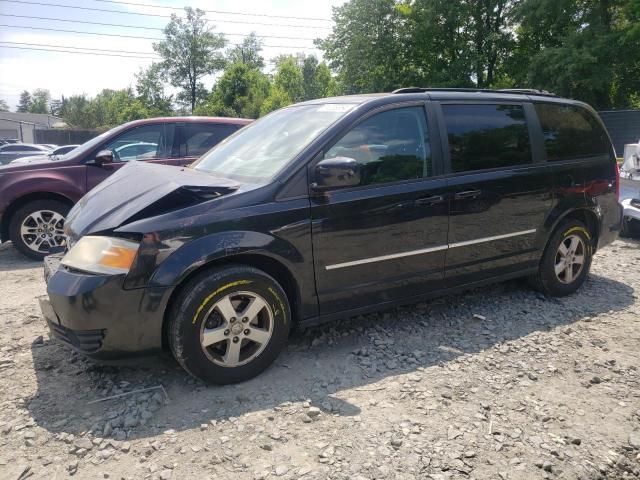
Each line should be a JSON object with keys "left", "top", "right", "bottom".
{"left": 9, "top": 199, "right": 71, "bottom": 261}
{"left": 539, "top": 220, "right": 593, "bottom": 296}
{"left": 169, "top": 265, "right": 291, "bottom": 385}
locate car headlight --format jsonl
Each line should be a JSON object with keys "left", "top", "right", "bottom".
{"left": 61, "top": 236, "right": 140, "bottom": 275}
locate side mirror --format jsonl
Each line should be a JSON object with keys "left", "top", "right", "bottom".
{"left": 312, "top": 157, "right": 361, "bottom": 191}
{"left": 94, "top": 149, "right": 114, "bottom": 166}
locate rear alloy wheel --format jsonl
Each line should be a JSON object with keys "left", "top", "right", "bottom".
{"left": 169, "top": 265, "right": 290, "bottom": 384}
{"left": 529, "top": 220, "right": 593, "bottom": 296}
{"left": 9, "top": 200, "right": 70, "bottom": 260}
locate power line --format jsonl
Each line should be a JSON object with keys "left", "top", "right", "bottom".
{"left": 1, "top": 13, "right": 164, "bottom": 30}
{"left": 0, "top": 40, "right": 159, "bottom": 56}
{"left": 0, "top": 0, "right": 333, "bottom": 29}
{"left": 0, "top": 23, "right": 321, "bottom": 42}
{"left": 92, "top": 0, "right": 332, "bottom": 22}
{"left": 0, "top": 26, "right": 321, "bottom": 50}
{"left": 0, "top": 44, "right": 157, "bottom": 58}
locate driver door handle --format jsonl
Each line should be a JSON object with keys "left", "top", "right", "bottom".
{"left": 415, "top": 195, "right": 445, "bottom": 206}
{"left": 454, "top": 189, "right": 482, "bottom": 200}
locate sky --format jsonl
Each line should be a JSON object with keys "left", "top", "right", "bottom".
{"left": 0, "top": 0, "right": 346, "bottom": 110}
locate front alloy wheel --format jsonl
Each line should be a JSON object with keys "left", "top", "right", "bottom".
{"left": 169, "top": 264, "right": 290, "bottom": 384}
{"left": 20, "top": 210, "right": 66, "bottom": 254}
{"left": 200, "top": 291, "right": 274, "bottom": 368}
{"left": 9, "top": 199, "right": 71, "bottom": 260}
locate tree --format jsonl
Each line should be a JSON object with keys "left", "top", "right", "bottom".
{"left": 196, "top": 62, "right": 270, "bottom": 118}
{"left": 301, "top": 56, "right": 338, "bottom": 100}
{"left": 318, "top": 0, "right": 410, "bottom": 94}
{"left": 59, "top": 94, "right": 89, "bottom": 127}
{"left": 135, "top": 62, "right": 173, "bottom": 116}
{"left": 509, "top": 0, "right": 640, "bottom": 109}
{"left": 154, "top": 7, "right": 226, "bottom": 113}
{"left": 319, "top": 0, "right": 516, "bottom": 93}
{"left": 0, "top": 99, "right": 9, "bottom": 112}
{"left": 260, "top": 57, "right": 304, "bottom": 115}
{"left": 16, "top": 90, "right": 32, "bottom": 112}
{"left": 29, "top": 89, "right": 51, "bottom": 114}
{"left": 226, "top": 33, "right": 265, "bottom": 70}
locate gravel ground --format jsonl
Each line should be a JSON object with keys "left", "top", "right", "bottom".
{"left": 0, "top": 238, "right": 638, "bottom": 480}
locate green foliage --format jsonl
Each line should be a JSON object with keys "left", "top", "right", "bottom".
{"left": 56, "top": 89, "right": 155, "bottom": 129}
{"left": 135, "top": 63, "right": 173, "bottom": 116}
{"left": 16, "top": 90, "right": 32, "bottom": 113}
{"left": 29, "top": 89, "right": 51, "bottom": 114}
{"left": 196, "top": 62, "right": 271, "bottom": 118}
{"left": 318, "top": 0, "right": 410, "bottom": 93}
{"left": 15, "top": 89, "right": 53, "bottom": 114}
{"left": 154, "top": 7, "right": 226, "bottom": 113}
{"left": 0, "top": 99, "right": 9, "bottom": 112}
{"left": 260, "top": 86, "right": 292, "bottom": 116}
{"left": 226, "top": 32, "right": 265, "bottom": 70}
{"left": 320, "top": 0, "right": 640, "bottom": 109}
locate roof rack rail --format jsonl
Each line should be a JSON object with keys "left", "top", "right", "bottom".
{"left": 391, "top": 87, "right": 557, "bottom": 97}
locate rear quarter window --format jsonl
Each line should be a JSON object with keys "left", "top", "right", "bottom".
{"left": 534, "top": 104, "right": 611, "bottom": 161}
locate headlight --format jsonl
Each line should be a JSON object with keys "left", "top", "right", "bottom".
{"left": 61, "top": 236, "right": 140, "bottom": 275}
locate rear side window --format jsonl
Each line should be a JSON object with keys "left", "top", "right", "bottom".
{"left": 534, "top": 104, "right": 610, "bottom": 161}
{"left": 325, "top": 106, "right": 432, "bottom": 186}
{"left": 443, "top": 104, "right": 532, "bottom": 173}
{"left": 183, "top": 123, "right": 238, "bottom": 157}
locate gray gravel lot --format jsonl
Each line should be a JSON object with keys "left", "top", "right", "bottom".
{"left": 0, "top": 239, "right": 638, "bottom": 480}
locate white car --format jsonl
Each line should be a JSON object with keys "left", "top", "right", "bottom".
{"left": 10, "top": 145, "right": 80, "bottom": 165}
{"left": 620, "top": 143, "right": 640, "bottom": 237}
{"left": 0, "top": 143, "right": 52, "bottom": 165}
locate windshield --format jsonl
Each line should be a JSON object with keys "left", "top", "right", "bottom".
{"left": 57, "top": 128, "right": 118, "bottom": 161}
{"left": 193, "top": 103, "right": 356, "bottom": 181}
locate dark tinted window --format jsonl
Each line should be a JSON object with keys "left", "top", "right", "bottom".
{"left": 183, "top": 123, "right": 238, "bottom": 157}
{"left": 535, "top": 104, "right": 610, "bottom": 161}
{"left": 443, "top": 104, "right": 532, "bottom": 172}
{"left": 325, "top": 106, "right": 432, "bottom": 186}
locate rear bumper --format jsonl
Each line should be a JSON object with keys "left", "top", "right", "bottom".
{"left": 40, "top": 254, "right": 172, "bottom": 359}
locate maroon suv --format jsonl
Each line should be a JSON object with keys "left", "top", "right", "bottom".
{"left": 0, "top": 116, "right": 251, "bottom": 259}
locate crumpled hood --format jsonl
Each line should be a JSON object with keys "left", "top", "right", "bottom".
{"left": 65, "top": 162, "right": 240, "bottom": 239}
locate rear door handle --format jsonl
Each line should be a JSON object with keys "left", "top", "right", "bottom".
{"left": 454, "top": 189, "right": 482, "bottom": 200}
{"left": 415, "top": 195, "right": 445, "bottom": 206}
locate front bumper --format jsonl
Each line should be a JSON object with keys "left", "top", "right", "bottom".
{"left": 40, "top": 254, "right": 172, "bottom": 359}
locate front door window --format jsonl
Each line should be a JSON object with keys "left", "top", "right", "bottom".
{"left": 104, "top": 123, "right": 175, "bottom": 162}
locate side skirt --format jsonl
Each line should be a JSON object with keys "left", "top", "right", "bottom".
{"left": 297, "top": 267, "right": 539, "bottom": 329}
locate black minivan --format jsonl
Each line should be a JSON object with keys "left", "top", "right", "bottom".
{"left": 40, "top": 89, "right": 622, "bottom": 384}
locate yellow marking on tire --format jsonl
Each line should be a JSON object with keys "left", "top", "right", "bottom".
{"left": 564, "top": 226, "right": 591, "bottom": 240}
{"left": 191, "top": 280, "right": 253, "bottom": 324}
{"left": 268, "top": 287, "right": 287, "bottom": 321}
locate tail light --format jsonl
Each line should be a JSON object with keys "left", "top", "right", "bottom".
{"left": 615, "top": 162, "right": 620, "bottom": 201}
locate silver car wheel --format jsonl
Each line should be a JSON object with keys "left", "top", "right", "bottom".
{"left": 20, "top": 210, "right": 66, "bottom": 253}
{"left": 554, "top": 234, "right": 586, "bottom": 284}
{"left": 200, "top": 291, "right": 274, "bottom": 368}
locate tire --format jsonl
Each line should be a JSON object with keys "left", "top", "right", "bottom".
{"left": 529, "top": 220, "right": 593, "bottom": 296}
{"left": 168, "top": 264, "right": 291, "bottom": 384}
{"left": 9, "top": 199, "right": 71, "bottom": 261}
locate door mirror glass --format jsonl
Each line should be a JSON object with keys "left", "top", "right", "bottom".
{"left": 94, "top": 149, "right": 114, "bottom": 165}
{"left": 312, "top": 157, "right": 361, "bottom": 191}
